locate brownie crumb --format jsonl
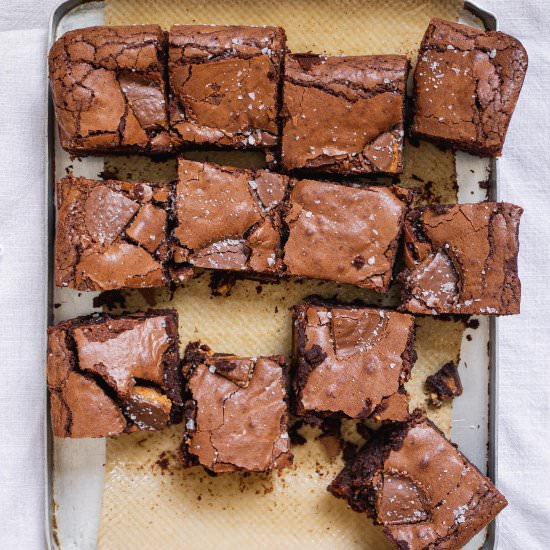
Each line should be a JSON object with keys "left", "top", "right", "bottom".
{"left": 289, "top": 420, "right": 307, "bottom": 446}
{"left": 425, "top": 362, "right": 463, "bottom": 407}
{"left": 93, "top": 290, "right": 126, "bottom": 311}
{"left": 209, "top": 271, "right": 237, "bottom": 297}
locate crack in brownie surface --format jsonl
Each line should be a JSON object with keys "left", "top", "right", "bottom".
{"left": 412, "top": 18, "right": 527, "bottom": 156}
{"left": 47, "top": 310, "right": 182, "bottom": 438}
{"left": 49, "top": 25, "right": 170, "bottom": 155}
{"left": 281, "top": 54, "right": 408, "bottom": 175}
{"left": 168, "top": 25, "right": 286, "bottom": 150}
{"left": 293, "top": 299, "right": 415, "bottom": 421}
{"left": 171, "top": 159, "right": 290, "bottom": 277}
{"left": 328, "top": 416, "right": 507, "bottom": 550}
{"left": 181, "top": 342, "right": 292, "bottom": 473}
{"left": 399, "top": 202, "right": 523, "bottom": 315}
{"left": 55, "top": 174, "right": 173, "bottom": 290}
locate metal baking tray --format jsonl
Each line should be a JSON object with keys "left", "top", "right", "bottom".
{"left": 45, "top": 1, "right": 500, "bottom": 548}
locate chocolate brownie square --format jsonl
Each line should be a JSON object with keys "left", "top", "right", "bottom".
{"left": 283, "top": 180, "right": 412, "bottom": 291}
{"left": 293, "top": 299, "right": 416, "bottom": 422}
{"left": 399, "top": 203, "right": 523, "bottom": 315}
{"left": 49, "top": 25, "right": 170, "bottom": 155}
{"left": 55, "top": 174, "right": 174, "bottom": 290}
{"left": 281, "top": 54, "right": 408, "bottom": 175}
{"left": 168, "top": 25, "right": 286, "bottom": 150}
{"left": 171, "top": 159, "right": 290, "bottom": 277}
{"left": 181, "top": 342, "right": 292, "bottom": 473}
{"left": 328, "top": 416, "right": 507, "bottom": 550}
{"left": 412, "top": 18, "right": 527, "bottom": 156}
{"left": 47, "top": 310, "right": 182, "bottom": 438}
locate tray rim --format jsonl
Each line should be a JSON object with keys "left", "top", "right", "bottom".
{"left": 44, "top": 1, "right": 500, "bottom": 549}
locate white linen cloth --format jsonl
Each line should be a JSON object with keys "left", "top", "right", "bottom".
{"left": 0, "top": 1, "right": 549, "bottom": 548}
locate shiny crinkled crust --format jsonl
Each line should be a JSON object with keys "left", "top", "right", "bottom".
{"left": 292, "top": 298, "right": 416, "bottom": 422}
{"left": 281, "top": 53, "right": 408, "bottom": 175}
{"left": 171, "top": 158, "right": 290, "bottom": 279}
{"left": 328, "top": 416, "right": 507, "bottom": 550}
{"left": 412, "top": 18, "right": 528, "bottom": 157}
{"left": 181, "top": 342, "right": 292, "bottom": 473}
{"left": 283, "top": 181, "right": 412, "bottom": 291}
{"left": 48, "top": 25, "right": 171, "bottom": 155}
{"left": 46, "top": 310, "right": 182, "bottom": 438}
{"left": 54, "top": 174, "right": 172, "bottom": 291}
{"left": 168, "top": 25, "right": 286, "bottom": 150}
{"left": 399, "top": 202, "right": 523, "bottom": 315}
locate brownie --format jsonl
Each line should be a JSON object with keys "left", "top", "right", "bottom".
{"left": 181, "top": 342, "right": 292, "bottom": 473}
{"left": 328, "top": 416, "right": 508, "bottom": 550}
{"left": 55, "top": 174, "right": 176, "bottom": 290}
{"left": 425, "top": 361, "right": 463, "bottom": 407}
{"left": 284, "top": 180, "right": 412, "bottom": 291}
{"left": 412, "top": 18, "right": 528, "bottom": 157}
{"left": 293, "top": 299, "right": 416, "bottom": 422}
{"left": 48, "top": 25, "right": 171, "bottom": 155}
{"left": 281, "top": 54, "right": 408, "bottom": 175}
{"left": 47, "top": 310, "right": 182, "bottom": 438}
{"left": 168, "top": 25, "right": 286, "bottom": 150}
{"left": 171, "top": 159, "right": 290, "bottom": 277}
{"left": 399, "top": 203, "right": 523, "bottom": 315}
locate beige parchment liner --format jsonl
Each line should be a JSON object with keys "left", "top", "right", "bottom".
{"left": 98, "top": 1, "right": 463, "bottom": 548}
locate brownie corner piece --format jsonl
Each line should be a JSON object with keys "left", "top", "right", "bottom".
{"left": 328, "top": 416, "right": 507, "bottom": 550}
{"left": 48, "top": 25, "right": 170, "bottom": 155}
{"left": 47, "top": 310, "right": 182, "bottom": 438}
{"left": 168, "top": 24, "right": 286, "bottom": 150}
{"left": 412, "top": 17, "right": 528, "bottom": 156}
{"left": 171, "top": 158, "right": 289, "bottom": 278}
{"left": 283, "top": 181, "right": 409, "bottom": 290}
{"left": 399, "top": 202, "right": 523, "bottom": 315}
{"left": 292, "top": 299, "right": 415, "bottom": 422}
{"left": 55, "top": 174, "right": 171, "bottom": 291}
{"left": 181, "top": 342, "right": 292, "bottom": 473}
{"left": 281, "top": 53, "right": 408, "bottom": 175}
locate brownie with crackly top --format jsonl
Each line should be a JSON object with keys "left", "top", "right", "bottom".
{"left": 412, "top": 18, "right": 527, "bottom": 157}
{"left": 55, "top": 174, "right": 179, "bottom": 290}
{"left": 168, "top": 25, "right": 286, "bottom": 150}
{"left": 171, "top": 158, "right": 290, "bottom": 278}
{"left": 281, "top": 53, "right": 408, "bottom": 175}
{"left": 47, "top": 310, "right": 182, "bottom": 438}
{"left": 48, "top": 25, "right": 170, "bottom": 155}
{"left": 181, "top": 342, "right": 292, "bottom": 473}
{"left": 292, "top": 299, "right": 415, "bottom": 423}
{"left": 398, "top": 202, "right": 523, "bottom": 315}
{"left": 328, "top": 415, "right": 507, "bottom": 550}
{"left": 283, "top": 180, "right": 412, "bottom": 291}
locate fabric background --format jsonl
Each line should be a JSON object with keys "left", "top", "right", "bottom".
{"left": 0, "top": 1, "right": 547, "bottom": 548}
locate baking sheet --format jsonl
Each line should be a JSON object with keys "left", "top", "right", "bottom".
{"left": 46, "top": 1, "right": 497, "bottom": 549}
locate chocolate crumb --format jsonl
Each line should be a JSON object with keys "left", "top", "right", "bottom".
{"left": 92, "top": 290, "right": 126, "bottom": 311}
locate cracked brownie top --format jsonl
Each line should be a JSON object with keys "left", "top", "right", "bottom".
{"left": 292, "top": 299, "right": 415, "bottom": 421}
{"left": 48, "top": 25, "right": 171, "bottom": 155}
{"left": 55, "top": 174, "right": 172, "bottom": 290}
{"left": 171, "top": 158, "right": 290, "bottom": 276}
{"left": 399, "top": 202, "right": 523, "bottom": 315}
{"left": 283, "top": 180, "right": 412, "bottom": 291}
{"left": 328, "top": 416, "right": 507, "bottom": 550}
{"left": 168, "top": 25, "right": 286, "bottom": 149}
{"left": 412, "top": 18, "right": 528, "bottom": 157}
{"left": 47, "top": 310, "right": 182, "bottom": 438}
{"left": 181, "top": 342, "right": 292, "bottom": 473}
{"left": 281, "top": 53, "right": 408, "bottom": 175}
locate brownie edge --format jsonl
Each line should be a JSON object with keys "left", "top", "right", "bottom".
{"left": 328, "top": 416, "right": 507, "bottom": 550}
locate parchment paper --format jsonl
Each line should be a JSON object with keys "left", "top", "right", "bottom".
{"left": 98, "top": 1, "right": 463, "bottom": 548}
